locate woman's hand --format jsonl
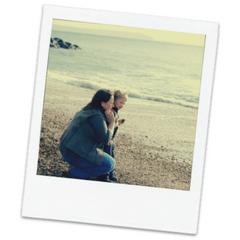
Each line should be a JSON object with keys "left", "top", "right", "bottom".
{"left": 105, "top": 109, "right": 114, "bottom": 123}
{"left": 108, "top": 140, "right": 114, "bottom": 146}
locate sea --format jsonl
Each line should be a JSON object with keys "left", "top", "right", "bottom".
{"left": 47, "top": 30, "right": 205, "bottom": 109}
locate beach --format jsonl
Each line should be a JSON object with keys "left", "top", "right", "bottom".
{"left": 37, "top": 78, "right": 196, "bottom": 190}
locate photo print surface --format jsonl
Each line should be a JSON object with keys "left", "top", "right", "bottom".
{"left": 38, "top": 19, "right": 205, "bottom": 190}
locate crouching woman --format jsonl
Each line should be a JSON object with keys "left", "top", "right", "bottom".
{"left": 59, "top": 89, "right": 115, "bottom": 181}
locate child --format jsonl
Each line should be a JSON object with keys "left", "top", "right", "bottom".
{"left": 97, "top": 90, "right": 128, "bottom": 182}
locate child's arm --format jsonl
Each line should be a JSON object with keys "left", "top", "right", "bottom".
{"left": 114, "top": 129, "right": 119, "bottom": 137}
{"left": 118, "top": 119, "right": 125, "bottom": 125}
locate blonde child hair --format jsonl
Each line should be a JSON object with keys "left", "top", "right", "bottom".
{"left": 114, "top": 90, "right": 129, "bottom": 101}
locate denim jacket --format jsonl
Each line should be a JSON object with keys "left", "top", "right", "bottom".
{"left": 59, "top": 108, "right": 111, "bottom": 165}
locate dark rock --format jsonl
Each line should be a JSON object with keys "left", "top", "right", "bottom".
{"left": 50, "top": 38, "right": 81, "bottom": 50}
{"left": 73, "top": 44, "right": 81, "bottom": 50}
{"left": 65, "top": 42, "right": 72, "bottom": 47}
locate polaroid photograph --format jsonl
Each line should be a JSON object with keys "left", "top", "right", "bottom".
{"left": 21, "top": 5, "right": 218, "bottom": 234}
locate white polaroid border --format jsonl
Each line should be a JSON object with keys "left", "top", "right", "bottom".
{"left": 21, "top": 5, "right": 218, "bottom": 234}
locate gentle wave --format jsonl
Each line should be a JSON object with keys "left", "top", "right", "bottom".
{"left": 128, "top": 93, "right": 198, "bottom": 109}
{"left": 66, "top": 80, "right": 198, "bottom": 109}
{"left": 47, "top": 69, "right": 198, "bottom": 109}
{"left": 68, "top": 80, "right": 101, "bottom": 91}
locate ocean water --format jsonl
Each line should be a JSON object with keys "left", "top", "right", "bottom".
{"left": 47, "top": 30, "right": 205, "bottom": 109}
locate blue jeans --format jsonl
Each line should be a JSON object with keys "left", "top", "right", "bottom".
{"left": 60, "top": 146, "right": 115, "bottom": 179}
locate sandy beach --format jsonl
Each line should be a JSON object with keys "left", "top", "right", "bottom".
{"left": 37, "top": 77, "right": 197, "bottom": 190}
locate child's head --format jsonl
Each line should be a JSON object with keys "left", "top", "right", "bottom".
{"left": 114, "top": 90, "right": 128, "bottom": 110}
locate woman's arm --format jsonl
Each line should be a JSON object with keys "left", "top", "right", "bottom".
{"left": 105, "top": 109, "right": 115, "bottom": 134}
{"left": 88, "top": 115, "right": 113, "bottom": 145}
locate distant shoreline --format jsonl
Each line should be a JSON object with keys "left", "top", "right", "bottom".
{"left": 51, "top": 26, "right": 205, "bottom": 47}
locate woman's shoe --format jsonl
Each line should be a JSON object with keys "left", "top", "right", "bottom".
{"left": 97, "top": 174, "right": 112, "bottom": 182}
{"left": 109, "top": 170, "right": 117, "bottom": 182}
{"left": 61, "top": 171, "right": 71, "bottom": 178}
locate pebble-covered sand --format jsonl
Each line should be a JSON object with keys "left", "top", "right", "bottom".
{"left": 37, "top": 77, "right": 198, "bottom": 190}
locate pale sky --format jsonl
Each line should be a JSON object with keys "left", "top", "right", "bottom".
{"left": 52, "top": 19, "right": 205, "bottom": 47}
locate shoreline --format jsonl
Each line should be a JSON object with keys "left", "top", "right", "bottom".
{"left": 36, "top": 77, "right": 198, "bottom": 190}
{"left": 43, "top": 78, "right": 198, "bottom": 165}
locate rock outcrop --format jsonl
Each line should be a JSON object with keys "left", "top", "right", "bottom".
{"left": 50, "top": 38, "right": 81, "bottom": 50}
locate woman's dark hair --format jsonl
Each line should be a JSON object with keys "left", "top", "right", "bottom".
{"left": 83, "top": 89, "right": 113, "bottom": 111}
